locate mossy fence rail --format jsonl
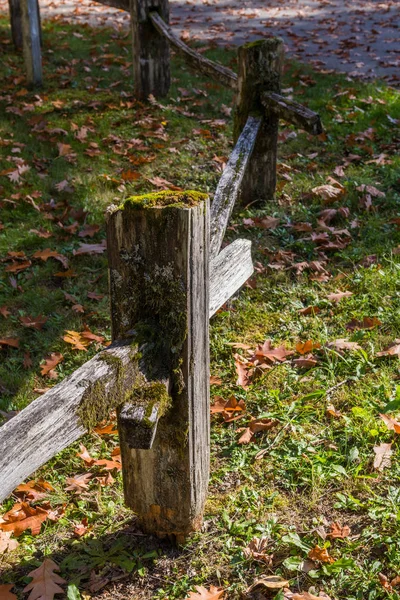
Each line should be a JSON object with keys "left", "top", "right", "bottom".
{"left": 1, "top": 0, "right": 322, "bottom": 542}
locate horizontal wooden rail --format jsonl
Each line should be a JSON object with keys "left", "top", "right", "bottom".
{"left": 149, "top": 12, "right": 238, "bottom": 90}
{"left": 0, "top": 249, "right": 253, "bottom": 503}
{"left": 261, "top": 92, "right": 323, "bottom": 135}
{"left": 210, "top": 115, "right": 261, "bottom": 258}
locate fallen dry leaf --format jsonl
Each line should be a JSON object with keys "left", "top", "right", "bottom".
{"left": 254, "top": 340, "right": 294, "bottom": 363}
{"left": 373, "top": 442, "right": 393, "bottom": 471}
{"left": 327, "top": 291, "right": 353, "bottom": 302}
{"left": 63, "top": 330, "right": 90, "bottom": 351}
{"left": 380, "top": 414, "right": 400, "bottom": 434}
{"left": 14, "top": 479, "right": 54, "bottom": 501}
{"left": 0, "top": 531, "right": 19, "bottom": 554}
{"left": 296, "top": 341, "right": 321, "bottom": 355}
{"left": 77, "top": 444, "right": 95, "bottom": 466}
{"left": 246, "top": 576, "right": 289, "bottom": 595}
{"left": 234, "top": 354, "right": 250, "bottom": 389}
{"left": 0, "top": 338, "right": 19, "bottom": 349}
{"left": 73, "top": 240, "right": 107, "bottom": 256}
{"left": 376, "top": 340, "right": 400, "bottom": 358}
{"left": 326, "top": 522, "right": 351, "bottom": 539}
{"left": 210, "top": 396, "right": 246, "bottom": 422}
{"left": 65, "top": 473, "right": 92, "bottom": 493}
{"left": 20, "top": 315, "right": 48, "bottom": 330}
{"left": 23, "top": 558, "right": 65, "bottom": 600}
{"left": 93, "top": 422, "right": 118, "bottom": 435}
{"left": 312, "top": 182, "right": 345, "bottom": 203}
{"left": 243, "top": 537, "right": 273, "bottom": 564}
{"left": 40, "top": 352, "right": 63, "bottom": 378}
{"left": 298, "top": 306, "right": 321, "bottom": 316}
{"left": 0, "top": 584, "right": 17, "bottom": 600}
{"left": 308, "top": 545, "right": 335, "bottom": 564}
{"left": 0, "top": 502, "right": 49, "bottom": 536}
{"left": 346, "top": 317, "right": 382, "bottom": 330}
{"left": 238, "top": 417, "right": 277, "bottom": 444}
{"left": 187, "top": 586, "right": 224, "bottom": 600}
{"left": 327, "top": 339, "right": 361, "bottom": 351}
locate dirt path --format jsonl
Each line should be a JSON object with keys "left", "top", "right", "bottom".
{"left": 0, "top": 0, "right": 399, "bottom": 84}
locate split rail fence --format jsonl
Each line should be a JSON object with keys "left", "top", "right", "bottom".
{"left": 1, "top": 0, "right": 322, "bottom": 542}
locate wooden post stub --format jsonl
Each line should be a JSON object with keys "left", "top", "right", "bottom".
{"left": 20, "top": 0, "right": 42, "bottom": 87}
{"left": 107, "top": 190, "right": 210, "bottom": 543}
{"left": 234, "top": 38, "right": 284, "bottom": 205}
{"left": 130, "top": 0, "right": 170, "bottom": 99}
{"left": 8, "top": 0, "right": 22, "bottom": 49}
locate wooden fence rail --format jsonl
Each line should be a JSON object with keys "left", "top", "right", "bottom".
{"left": 2, "top": 0, "right": 324, "bottom": 542}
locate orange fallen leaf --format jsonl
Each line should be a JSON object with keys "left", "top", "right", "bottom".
{"left": 373, "top": 442, "right": 392, "bottom": 471}
{"left": 376, "top": 340, "right": 400, "bottom": 358}
{"left": 0, "top": 502, "right": 49, "bottom": 536}
{"left": 40, "top": 352, "right": 64, "bottom": 378}
{"left": 65, "top": 473, "right": 92, "bottom": 493}
{"left": 93, "top": 458, "right": 122, "bottom": 471}
{"left": 0, "top": 338, "right": 19, "bottom": 349}
{"left": 327, "top": 339, "right": 361, "bottom": 351}
{"left": 77, "top": 444, "right": 95, "bottom": 466}
{"left": 210, "top": 375, "right": 222, "bottom": 385}
{"left": 238, "top": 417, "right": 277, "bottom": 444}
{"left": 234, "top": 354, "right": 250, "bottom": 389}
{"left": 308, "top": 545, "right": 335, "bottom": 564}
{"left": 0, "top": 584, "right": 17, "bottom": 600}
{"left": 346, "top": 317, "right": 382, "bottom": 330}
{"left": 254, "top": 340, "right": 294, "bottom": 363}
{"left": 32, "top": 248, "right": 68, "bottom": 269}
{"left": 63, "top": 330, "right": 90, "bottom": 351}
{"left": 14, "top": 479, "right": 54, "bottom": 501}
{"left": 380, "top": 414, "right": 400, "bottom": 434}
{"left": 93, "top": 422, "right": 118, "bottom": 435}
{"left": 20, "top": 315, "right": 48, "bottom": 330}
{"left": 0, "top": 531, "right": 19, "bottom": 555}
{"left": 5, "top": 260, "right": 31, "bottom": 273}
{"left": 326, "top": 291, "right": 353, "bottom": 302}
{"left": 23, "top": 558, "right": 65, "bottom": 600}
{"left": 293, "top": 356, "right": 318, "bottom": 368}
{"left": 187, "top": 585, "right": 225, "bottom": 599}
{"left": 326, "top": 522, "right": 351, "bottom": 539}
{"left": 0, "top": 306, "right": 10, "bottom": 318}
{"left": 298, "top": 306, "right": 321, "bottom": 316}
{"left": 296, "top": 341, "right": 321, "bottom": 355}
{"left": 243, "top": 537, "right": 273, "bottom": 564}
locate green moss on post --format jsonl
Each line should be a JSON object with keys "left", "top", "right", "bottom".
{"left": 119, "top": 190, "right": 208, "bottom": 211}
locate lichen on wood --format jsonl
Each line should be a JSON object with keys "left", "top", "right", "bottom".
{"left": 118, "top": 190, "right": 207, "bottom": 211}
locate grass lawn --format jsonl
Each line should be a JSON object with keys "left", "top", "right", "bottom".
{"left": 0, "top": 13, "right": 400, "bottom": 600}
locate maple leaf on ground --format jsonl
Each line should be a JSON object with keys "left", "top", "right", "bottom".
{"left": 326, "top": 291, "right": 353, "bottom": 302}
{"left": 308, "top": 545, "right": 334, "bottom": 564}
{"left": 0, "top": 584, "right": 17, "bottom": 600}
{"left": 210, "top": 375, "right": 222, "bottom": 385}
{"left": 147, "top": 176, "right": 183, "bottom": 191}
{"left": 380, "top": 414, "right": 400, "bottom": 434}
{"left": 326, "top": 522, "right": 351, "bottom": 539}
{"left": 73, "top": 240, "right": 107, "bottom": 256}
{"left": 73, "top": 517, "right": 90, "bottom": 537}
{"left": 376, "top": 340, "right": 400, "bottom": 358}
{"left": 373, "top": 442, "right": 393, "bottom": 471}
{"left": 238, "top": 417, "right": 277, "bottom": 444}
{"left": 14, "top": 479, "right": 54, "bottom": 501}
{"left": 327, "top": 339, "right": 361, "bottom": 352}
{"left": 234, "top": 354, "right": 250, "bottom": 389}
{"left": 296, "top": 340, "right": 321, "bottom": 355}
{"left": 0, "top": 306, "right": 11, "bottom": 318}
{"left": 94, "top": 458, "right": 122, "bottom": 471}
{"left": 346, "top": 317, "right": 382, "bottom": 330}
{"left": 0, "top": 502, "right": 49, "bottom": 536}
{"left": 210, "top": 396, "right": 246, "bottom": 422}
{"left": 93, "top": 422, "right": 118, "bottom": 435}
{"left": 57, "top": 142, "right": 72, "bottom": 157}
{"left": 0, "top": 531, "right": 19, "bottom": 554}
{"left": 65, "top": 473, "right": 92, "bottom": 493}
{"left": 63, "top": 330, "right": 90, "bottom": 351}
{"left": 40, "top": 352, "right": 63, "bottom": 378}
{"left": 254, "top": 340, "right": 294, "bottom": 364}
{"left": 187, "top": 585, "right": 224, "bottom": 599}
{"left": 5, "top": 260, "right": 31, "bottom": 273}
{"left": 20, "top": 315, "right": 48, "bottom": 330}
{"left": 77, "top": 444, "right": 95, "bottom": 466}
{"left": 243, "top": 537, "right": 273, "bottom": 564}
{"left": 298, "top": 306, "right": 321, "bottom": 316}
{"left": 23, "top": 558, "right": 65, "bottom": 600}
{"left": 356, "top": 184, "right": 385, "bottom": 198}
{"left": 79, "top": 224, "right": 100, "bottom": 238}
{"left": 0, "top": 338, "right": 19, "bottom": 349}
{"left": 312, "top": 181, "right": 345, "bottom": 203}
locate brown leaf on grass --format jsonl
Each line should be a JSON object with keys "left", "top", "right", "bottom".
{"left": 284, "top": 591, "right": 332, "bottom": 600}
{"left": 14, "top": 479, "right": 54, "bottom": 501}
{"left": 326, "top": 522, "right": 351, "bottom": 539}
{"left": 73, "top": 518, "right": 90, "bottom": 537}
{"left": 246, "top": 576, "right": 289, "bottom": 595}
{"left": 308, "top": 545, "right": 335, "bottom": 564}
{"left": 210, "top": 396, "right": 246, "bottom": 422}
{"left": 378, "top": 573, "right": 400, "bottom": 592}
{"left": 23, "top": 558, "right": 65, "bottom": 600}
{"left": 65, "top": 473, "right": 93, "bottom": 493}
{"left": 326, "top": 404, "right": 342, "bottom": 418}
{"left": 0, "top": 531, "right": 19, "bottom": 554}
{"left": 77, "top": 444, "right": 95, "bottom": 466}
{"left": 356, "top": 184, "right": 385, "bottom": 198}
{"left": 376, "top": 340, "right": 400, "bottom": 358}
{"left": 93, "top": 422, "right": 118, "bottom": 435}
{"left": 148, "top": 176, "right": 183, "bottom": 191}
{"left": 234, "top": 354, "right": 250, "bottom": 389}
{"left": 243, "top": 537, "right": 273, "bottom": 565}
{"left": 298, "top": 306, "right": 321, "bottom": 316}
{"left": 0, "top": 502, "right": 49, "bottom": 536}
{"left": 312, "top": 181, "right": 345, "bottom": 203}
{"left": 254, "top": 340, "right": 294, "bottom": 363}
{"left": 95, "top": 472, "right": 115, "bottom": 487}
{"left": 380, "top": 414, "right": 400, "bottom": 434}
{"left": 54, "top": 269, "right": 77, "bottom": 278}
{"left": 87, "top": 291, "right": 104, "bottom": 301}
{"left": 20, "top": 315, "right": 47, "bottom": 330}
{"left": 373, "top": 442, "right": 393, "bottom": 471}
{"left": 238, "top": 417, "right": 277, "bottom": 444}
{"left": 73, "top": 240, "right": 107, "bottom": 256}
{"left": 210, "top": 375, "right": 222, "bottom": 385}
{"left": 296, "top": 341, "right": 321, "bottom": 355}
{"left": 187, "top": 586, "right": 225, "bottom": 599}
{"left": 5, "top": 260, "right": 31, "bottom": 273}
{"left": 0, "top": 338, "right": 19, "bottom": 349}
{"left": 32, "top": 248, "right": 68, "bottom": 269}
{"left": 63, "top": 330, "right": 90, "bottom": 351}
{"left": 79, "top": 224, "right": 100, "bottom": 238}
{"left": 293, "top": 356, "right": 319, "bottom": 368}
{"left": 80, "top": 330, "right": 105, "bottom": 344}
{"left": 346, "top": 317, "right": 382, "bottom": 330}
{"left": 40, "top": 352, "right": 63, "bottom": 377}
{"left": 94, "top": 459, "right": 122, "bottom": 471}
{"left": 0, "top": 584, "right": 17, "bottom": 600}
{"left": 57, "top": 142, "right": 72, "bottom": 156}
{"left": 327, "top": 339, "right": 361, "bottom": 351}
{"left": 327, "top": 291, "right": 353, "bottom": 302}
{"left": 0, "top": 306, "right": 10, "bottom": 318}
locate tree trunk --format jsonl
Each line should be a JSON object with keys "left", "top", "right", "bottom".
{"left": 20, "top": 0, "right": 42, "bottom": 87}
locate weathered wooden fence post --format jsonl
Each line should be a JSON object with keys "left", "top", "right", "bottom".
{"left": 8, "top": 0, "right": 22, "bottom": 48}
{"left": 234, "top": 38, "right": 284, "bottom": 205}
{"left": 130, "top": 0, "right": 170, "bottom": 99}
{"left": 107, "top": 191, "right": 210, "bottom": 542}
{"left": 20, "top": 0, "right": 42, "bottom": 87}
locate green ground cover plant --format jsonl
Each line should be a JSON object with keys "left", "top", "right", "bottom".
{"left": 0, "top": 14, "right": 399, "bottom": 600}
